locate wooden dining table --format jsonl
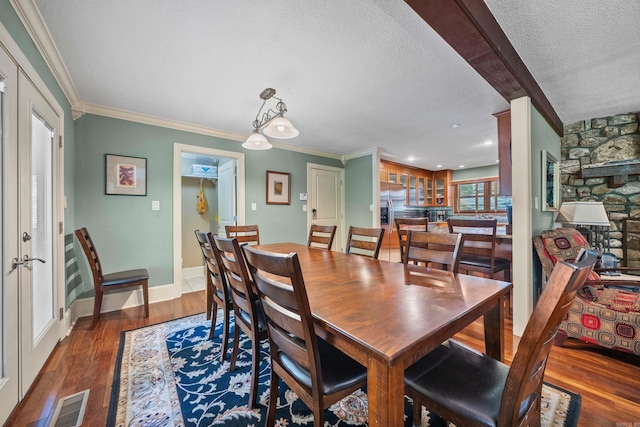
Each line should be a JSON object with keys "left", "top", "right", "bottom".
{"left": 254, "top": 242, "right": 512, "bottom": 427}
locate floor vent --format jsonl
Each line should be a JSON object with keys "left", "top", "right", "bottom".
{"left": 49, "top": 389, "right": 90, "bottom": 427}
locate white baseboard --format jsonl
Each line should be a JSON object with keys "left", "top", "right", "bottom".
{"left": 182, "top": 266, "right": 204, "bottom": 279}
{"left": 72, "top": 283, "right": 180, "bottom": 321}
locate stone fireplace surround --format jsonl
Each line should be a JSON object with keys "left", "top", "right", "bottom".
{"left": 560, "top": 111, "right": 640, "bottom": 267}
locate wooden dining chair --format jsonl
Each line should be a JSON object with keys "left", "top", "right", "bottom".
{"left": 405, "top": 250, "right": 597, "bottom": 427}
{"left": 225, "top": 224, "right": 260, "bottom": 245}
{"left": 74, "top": 227, "right": 149, "bottom": 329}
{"left": 404, "top": 230, "right": 464, "bottom": 272}
{"left": 242, "top": 245, "right": 367, "bottom": 426}
{"left": 345, "top": 226, "right": 385, "bottom": 259}
{"left": 307, "top": 224, "right": 337, "bottom": 250}
{"left": 212, "top": 235, "right": 268, "bottom": 409}
{"left": 394, "top": 217, "right": 429, "bottom": 262}
{"left": 446, "top": 218, "right": 510, "bottom": 281}
{"left": 194, "top": 230, "right": 233, "bottom": 358}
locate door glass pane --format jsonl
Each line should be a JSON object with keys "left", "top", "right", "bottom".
{"left": 31, "top": 111, "right": 54, "bottom": 341}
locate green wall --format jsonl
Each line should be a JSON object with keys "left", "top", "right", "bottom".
{"left": 452, "top": 165, "right": 498, "bottom": 181}
{"left": 75, "top": 114, "right": 344, "bottom": 292}
{"left": 345, "top": 154, "right": 375, "bottom": 228}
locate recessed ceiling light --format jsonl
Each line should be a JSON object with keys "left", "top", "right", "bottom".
{"left": 451, "top": 123, "right": 461, "bottom": 129}
{"left": 408, "top": 156, "right": 415, "bottom": 161}
{"left": 496, "top": 159, "right": 500, "bottom": 163}
{"left": 436, "top": 164, "right": 443, "bottom": 168}
{"left": 459, "top": 165, "right": 465, "bottom": 168}
{"left": 484, "top": 140, "right": 493, "bottom": 146}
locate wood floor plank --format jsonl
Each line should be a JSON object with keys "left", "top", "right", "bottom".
{"left": 5, "top": 290, "right": 640, "bottom": 426}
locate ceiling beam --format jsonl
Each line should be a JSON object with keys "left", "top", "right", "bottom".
{"left": 406, "top": 0, "right": 563, "bottom": 136}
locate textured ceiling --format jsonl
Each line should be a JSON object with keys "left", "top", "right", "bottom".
{"left": 32, "top": 0, "right": 640, "bottom": 170}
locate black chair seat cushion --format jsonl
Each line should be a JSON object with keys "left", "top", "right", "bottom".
{"left": 405, "top": 339, "right": 529, "bottom": 427}
{"left": 214, "top": 287, "right": 233, "bottom": 305}
{"left": 280, "top": 338, "right": 367, "bottom": 395}
{"left": 237, "top": 302, "right": 268, "bottom": 332}
{"left": 101, "top": 269, "right": 149, "bottom": 286}
{"left": 460, "top": 255, "right": 510, "bottom": 271}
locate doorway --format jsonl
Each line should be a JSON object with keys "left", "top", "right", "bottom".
{"left": 307, "top": 163, "right": 345, "bottom": 251}
{"left": 173, "top": 144, "right": 245, "bottom": 297}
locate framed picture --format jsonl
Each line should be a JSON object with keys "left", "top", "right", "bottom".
{"left": 266, "top": 170, "right": 290, "bottom": 205}
{"left": 541, "top": 150, "right": 560, "bottom": 211}
{"left": 105, "top": 154, "right": 147, "bottom": 196}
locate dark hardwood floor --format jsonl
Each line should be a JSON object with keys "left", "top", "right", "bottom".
{"left": 5, "top": 291, "right": 640, "bottom": 426}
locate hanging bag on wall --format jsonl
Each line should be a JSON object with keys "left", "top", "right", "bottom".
{"left": 196, "top": 181, "right": 208, "bottom": 214}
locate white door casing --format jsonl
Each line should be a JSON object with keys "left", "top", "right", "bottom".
{"left": 18, "top": 71, "right": 63, "bottom": 395}
{"left": 0, "top": 43, "right": 19, "bottom": 425}
{"left": 307, "top": 163, "right": 345, "bottom": 251}
{"left": 217, "top": 160, "right": 236, "bottom": 236}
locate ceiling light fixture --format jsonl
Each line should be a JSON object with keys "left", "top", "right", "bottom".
{"left": 242, "top": 88, "right": 299, "bottom": 150}
{"left": 451, "top": 123, "right": 461, "bottom": 129}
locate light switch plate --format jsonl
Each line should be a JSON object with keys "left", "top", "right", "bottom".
{"left": 300, "top": 193, "right": 308, "bottom": 201}
{"left": 251, "top": 203, "right": 257, "bottom": 211}
{"left": 152, "top": 200, "right": 160, "bottom": 211}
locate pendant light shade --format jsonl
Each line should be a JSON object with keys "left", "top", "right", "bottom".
{"left": 242, "top": 131, "right": 273, "bottom": 150}
{"left": 262, "top": 116, "right": 299, "bottom": 139}
{"left": 242, "top": 88, "right": 299, "bottom": 150}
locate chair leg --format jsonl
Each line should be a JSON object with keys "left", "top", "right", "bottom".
{"left": 412, "top": 396, "right": 422, "bottom": 426}
{"left": 248, "top": 334, "right": 260, "bottom": 408}
{"left": 266, "top": 368, "right": 278, "bottom": 426}
{"left": 206, "top": 275, "right": 213, "bottom": 320}
{"left": 312, "top": 400, "right": 324, "bottom": 426}
{"left": 142, "top": 280, "right": 149, "bottom": 318}
{"left": 230, "top": 324, "right": 239, "bottom": 371}
{"left": 219, "top": 308, "right": 231, "bottom": 362}
{"left": 209, "top": 300, "right": 219, "bottom": 340}
{"left": 91, "top": 289, "right": 103, "bottom": 329}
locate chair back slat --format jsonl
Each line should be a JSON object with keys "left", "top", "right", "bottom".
{"left": 345, "top": 226, "right": 385, "bottom": 259}
{"left": 225, "top": 224, "right": 260, "bottom": 245}
{"left": 213, "top": 236, "right": 260, "bottom": 331}
{"left": 194, "top": 230, "right": 230, "bottom": 303}
{"left": 307, "top": 224, "right": 337, "bottom": 250}
{"left": 395, "top": 217, "right": 429, "bottom": 261}
{"left": 74, "top": 227, "right": 104, "bottom": 288}
{"left": 404, "top": 230, "right": 464, "bottom": 272}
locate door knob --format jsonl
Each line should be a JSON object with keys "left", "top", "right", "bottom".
{"left": 23, "top": 232, "right": 31, "bottom": 242}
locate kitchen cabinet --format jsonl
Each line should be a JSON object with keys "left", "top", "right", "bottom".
{"left": 381, "top": 160, "right": 452, "bottom": 206}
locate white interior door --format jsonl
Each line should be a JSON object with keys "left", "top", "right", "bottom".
{"left": 0, "top": 44, "right": 19, "bottom": 425}
{"left": 217, "top": 160, "right": 236, "bottom": 236}
{"left": 308, "top": 164, "right": 344, "bottom": 251}
{"left": 18, "top": 72, "right": 62, "bottom": 394}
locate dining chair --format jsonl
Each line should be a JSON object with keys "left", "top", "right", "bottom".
{"left": 212, "top": 235, "right": 268, "bottom": 408}
{"left": 345, "top": 226, "right": 385, "bottom": 259}
{"left": 446, "top": 218, "right": 510, "bottom": 281}
{"left": 242, "top": 245, "right": 367, "bottom": 426}
{"left": 394, "top": 217, "right": 429, "bottom": 262}
{"left": 404, "top": 230, "right": 464, "bottom": 272}
{"left": 225, "top": 224, "right": 260, "bottom": 245}
{"left": 194, "top": 230, "right": 233, "bottom": 358}
{"left": 307, "top": 224, "right": 337, "bottom": 250}
{"left": 405, "top": 250, "right": 597, "bottom": 427}
{"left": 74, "top": 227, "right": 149, "bottom": 329}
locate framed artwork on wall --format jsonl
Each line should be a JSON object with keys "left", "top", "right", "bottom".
{"left": 105, "top": 154, "right": 147, "bottom": 196}
{"left": 541, "top": 150, "right": 560, "bottom": 211}
{"left": 266, "top": 170, "right": 290, "bottom": 205}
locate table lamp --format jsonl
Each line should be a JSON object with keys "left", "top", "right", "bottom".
{"left": 556, "top": 201, "right": 610, "bottom": 251}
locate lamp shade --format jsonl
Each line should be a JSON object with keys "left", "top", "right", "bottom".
{"left": 556, "top": 201, "right": 610, "bottom": 226}
{"left": 242, "top": 131, "right": 272, "bottom": 150}
{"left": 262, "top": 116, "right": 299, "bottom": 139}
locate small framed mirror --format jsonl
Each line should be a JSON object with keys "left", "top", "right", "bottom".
{"left": 542, "top": 150, "right": 560, "bottom": 211}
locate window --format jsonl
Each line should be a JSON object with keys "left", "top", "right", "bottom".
{"left": 453, "top": 178, "right": 511, "bottom": 213}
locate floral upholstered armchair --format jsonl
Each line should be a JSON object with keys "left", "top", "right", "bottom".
{"left": 533, "top": 227, "right": 640, "bottom": 356}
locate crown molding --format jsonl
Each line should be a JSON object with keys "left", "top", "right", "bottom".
{"left": 10, "top": 0, "right": 81, "bottom": 107}
{"left": 343, "top": 147, "right": 379, "bottom": 163}
{"left": 82, "top": 103, "right": 343, "bottom": 160}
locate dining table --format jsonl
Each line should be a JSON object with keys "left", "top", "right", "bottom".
{"left": 253, "top": 242, "right": 512, "bottom": 427}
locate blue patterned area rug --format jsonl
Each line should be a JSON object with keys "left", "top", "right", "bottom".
{"left": 107, "top": 313, "right": 580, "bottom": 426}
